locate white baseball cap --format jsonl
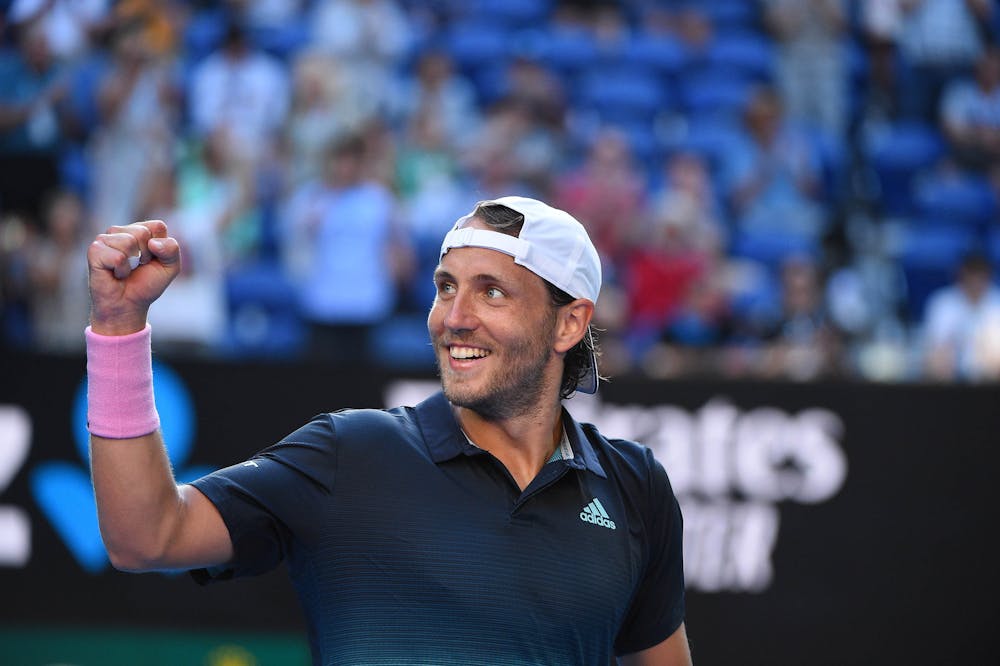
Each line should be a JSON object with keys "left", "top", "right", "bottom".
{"left": 440, "top": 196, "right": 602, "bottom": 394}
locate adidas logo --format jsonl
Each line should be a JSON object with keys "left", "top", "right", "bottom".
{"left": 579, "top": 497, "right": 616, "bottom": 530}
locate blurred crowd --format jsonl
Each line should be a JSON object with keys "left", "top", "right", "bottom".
{"left": 2, "top": 0, "right": 1000, "bottom": 383}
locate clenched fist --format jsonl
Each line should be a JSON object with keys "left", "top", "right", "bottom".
{"left": 87, "top": 220, "right": 181, "bottom": 336}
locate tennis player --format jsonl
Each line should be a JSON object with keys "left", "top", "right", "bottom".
{"left": 86, "top": 196, "right": 691, "bottom": 665}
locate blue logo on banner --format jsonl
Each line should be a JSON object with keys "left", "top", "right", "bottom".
{"left": 31, "top": 361, "right": 213, "bottom": 573}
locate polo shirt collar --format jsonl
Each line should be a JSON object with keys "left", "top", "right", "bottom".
{"left": 414, "top": 391, "right": 608, "bottom": 479}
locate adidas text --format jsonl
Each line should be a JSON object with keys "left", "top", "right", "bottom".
{"left": 580, "top": 511, "right": 617, "bottom": 529}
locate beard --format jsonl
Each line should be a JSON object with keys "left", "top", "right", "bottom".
{"left": 436, "top": 318, "right": 556, "bottom": 421}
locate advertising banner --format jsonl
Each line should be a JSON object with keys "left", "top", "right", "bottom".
{"left": 1, "top": 350, "right": 997, "bottom": 665}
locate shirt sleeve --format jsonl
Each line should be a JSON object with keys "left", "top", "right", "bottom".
{"left": 189, "top": 413, "right": 339, "bottom": 583}
{"left": 614, "top": 449, "right": 686, "bottom": 655}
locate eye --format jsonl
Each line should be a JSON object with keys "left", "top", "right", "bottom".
{"left": 436, "top": 281, "right": 456, "bottom": 295}
{"left": 485, "top": 287, "right": 505, "bottom": 299}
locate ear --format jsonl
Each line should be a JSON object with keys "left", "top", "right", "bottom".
{"left": 553, "top": 299, "right": 594, "bottom": 354}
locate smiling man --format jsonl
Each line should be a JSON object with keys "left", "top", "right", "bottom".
{"left": 86, "top": 196, "right": 691, "bottom": 665}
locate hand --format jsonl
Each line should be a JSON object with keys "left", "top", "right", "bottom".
{"left": 87, "top": 220, "right": 181, "bottom": 335}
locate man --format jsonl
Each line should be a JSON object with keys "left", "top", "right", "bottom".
{"left": 922, "top": 251, "right": 1000, "bottom": 381}
{"left": 940, "top": 46, "right": 1000, "bottom": 172}
{"left": 86, "top": 196, "right": 691, "bottom": 664}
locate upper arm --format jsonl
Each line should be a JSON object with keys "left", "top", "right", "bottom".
{"left": 165, "top": 484, "right": 234, "bottom": 570}
{"left": 614, "top": 451, "right": 686, "bottom": 655}
{"left": 618, "top": 623, "right": 692, "bottom": 666}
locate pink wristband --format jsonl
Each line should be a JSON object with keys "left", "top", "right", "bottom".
{"left": 85, "top": 325, "right": 160, "bottom": 439}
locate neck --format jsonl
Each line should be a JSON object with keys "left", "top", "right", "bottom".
{"left": 455, "top": 400, "right": 564, "bottom": 491}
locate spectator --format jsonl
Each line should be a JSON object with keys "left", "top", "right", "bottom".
{"left": 723, "top": 86, "right": 826, "bottom": 242}
{"left": 7, "top": 0, "right": 111, "bottom": 60}
{"left": 764, "top": 0, "right": 849, "bottom": 139}
{"left": 308, "top": 0, "right": 412, "bottom": 117}
{"left": 757, "top": 254, "right": 842, "bottom": 380}
{"left": 237, "top": 0, "right": 307, "bottom": 52}
{"left": 87, "top": 18, "right": 180, "bottom": 232}
{"left": 623, "top": 153, "right": 729, "bottom": 373}
{"left": 175, "top": 127, "right": 261, "bottom": 268}
{"left": 392, "top": 49, "right": 480, "bottom": 152}
{"left": 501, "top": 57, "right": 568, "bottom": 137}
{"left": 861, "top": 0, "right": 905, "bottom": 121}
{"left": 0, "top": 21, "right": 70, "bottom": 225}
{"left": 394, "top": 106, "right": 476, "bottom": 312}
{"left": 0, "top": 214, "right": 35, "bottom": 347}
{"left": 463, "top": 97, "right": 560, "bottom": 198}
{"left": 282, "top": 50, "right": 371, "bottom": 187}
{"left": 395, "top": 106, "right": 473, "bottom": 238}
{"left": 188, "top": 19, "right": 290, "bottom": 167}
{"left": 280, "top": 133, "right": 411, "bottom": 363}
{"left": 112, "top": 0, "right": 180, "bottom": 59}
{"left": 26, "top": 189, "right": 89, "bottom": 352}
{"left": 624, "top": 152, "right": 723, "bottom": 326}
{"left": 646, "top": 151, "right": 726, "bottom": 257}
{"left": 141, "top": 165, "right": 229, "bottom": 353}
{"left": 554, "top": 127, "right": 645, "bottom": 266}
{"left": 922, "top": 251, "right": 1000, "bottom": 381}
{"left": 897, "top": 0, "right": 994, "bottom": 122}
{"left": 939, "top": 46, "right": 1000, "bottom": 173}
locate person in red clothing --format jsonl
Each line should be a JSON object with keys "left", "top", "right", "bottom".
{"left": 554, "top": 127, "right": 646, "bottom": 266}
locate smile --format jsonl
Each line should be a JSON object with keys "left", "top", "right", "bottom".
{"left": 449, "top": 345, "right": 491, "bottom": 360}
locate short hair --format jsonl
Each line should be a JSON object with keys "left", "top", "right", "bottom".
{"left": 471, "top": 201, "right": 601, "bottom": 399}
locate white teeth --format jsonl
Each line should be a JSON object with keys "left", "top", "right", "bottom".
{"left": 450, "top": 346, "right": 490, "bottom": 359}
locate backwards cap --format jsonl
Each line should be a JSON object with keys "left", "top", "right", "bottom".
{"left": 440, "top": 196, "right": 602, "bottom": 394}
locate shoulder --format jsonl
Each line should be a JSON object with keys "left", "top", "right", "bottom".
{"left": 322, "top": 405, "right": 422, "bottom": 451}
{"left": 257, "top": 407, "right": 419, "bottom": 476}
{"left": 274, "top": 406, "right": 415, "bottom": 448}
{"left": 328, "top": 404, "right": 416, "bottom": 429}
{"left": 578, "top": 421, "right": 673, "bottom": 498}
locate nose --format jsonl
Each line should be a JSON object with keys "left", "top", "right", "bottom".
{"left": 441, "top": 288, "right": 478, "bottom": 333}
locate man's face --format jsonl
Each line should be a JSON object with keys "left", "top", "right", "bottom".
{"left": 428, "top": 226, "right": 560, "bottom": 421}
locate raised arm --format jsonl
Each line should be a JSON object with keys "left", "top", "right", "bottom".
{"left": 87, "top": 220, "right": 233, "bottom": 571}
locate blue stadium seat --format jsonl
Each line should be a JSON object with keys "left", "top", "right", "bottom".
{"left": 224, "top": 262, "right": 305, "bottom": 358}
{"left": 663, "top": 116, "right": 746, "bottom": 174}
{"left": 249, "top": 20, "right": 310, "bottom": 61}
{"left": 864, "top": 121, "right": 945, "bottom": 217}
{"left": 676, "top": 71, "right": 754, "bottom": 119}
{"left": 913, "top": 172, "right": 998, "bottom": 233}
{"left": 801, "top": 124, "right": 848, "bottom": 204}
{"left": 577, "top": 68, "right": 670, "bottom": 124}
{"left": 894, "top": 224, "right": 977, "bottom": 321}
{"left": 467, "top": 0, "right": 553, "bottom": 28}
{"left": 622, "top": 32, "right": 689, "bottom": 76}
{"left": 444, "top": 21, "right": 512, "bottom": 70}
{"left": 729, "top": 230, "right": 819, "bottom": 268}
{"left": 535, "top": 27, "right": 599, "bottom": 76}
{"left": 182, "top": 8, "right": 229, "bottom": 64}
{"left": 989, "top": 228, "right": 1000, "bottom": 267}
{"left": 370, "top": 315, "right": 437, "bottom": 370}
{"left": 702, "top": 0, "right": 759, "bottom": 32}
{"left": 66, "top": 52, "right": 110, "bottom": 136}
{"left": 706, "top": 32, "right": 775, "bottom": 82}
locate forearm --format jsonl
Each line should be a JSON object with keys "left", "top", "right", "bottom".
{"left": 85, "top": 321, "right": 181, "bottom": 570}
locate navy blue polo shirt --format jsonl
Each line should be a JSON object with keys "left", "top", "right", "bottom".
{"left": 190, "top": 392, "right": 685, "bottom": 665}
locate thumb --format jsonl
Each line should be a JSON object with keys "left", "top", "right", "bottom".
{"left": 148, "top": 237, "right": 181, "bottom": 266}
